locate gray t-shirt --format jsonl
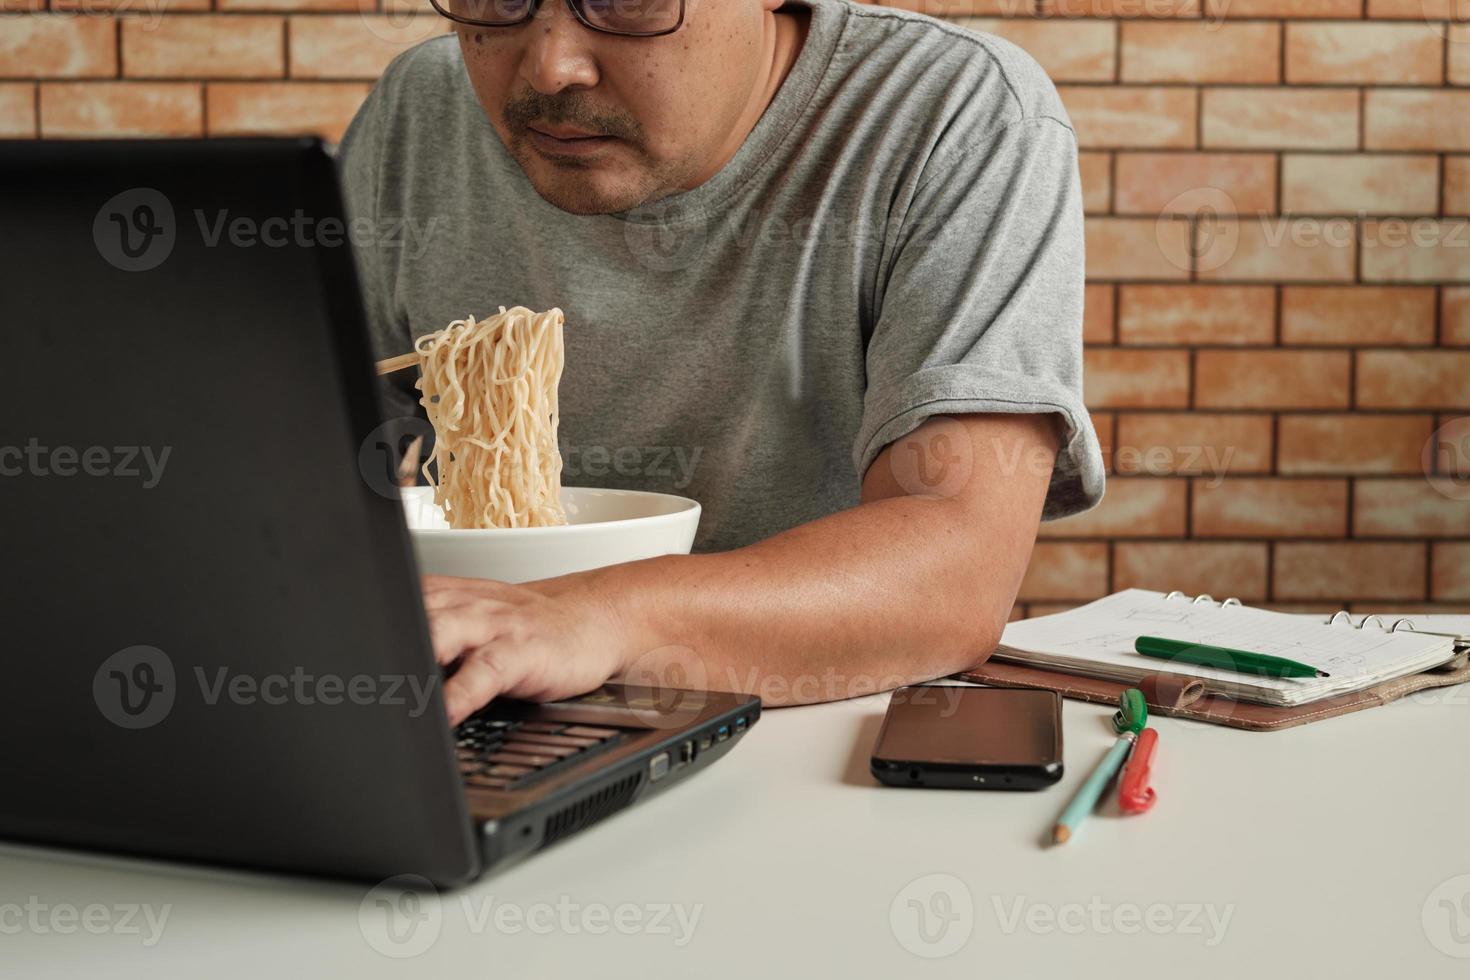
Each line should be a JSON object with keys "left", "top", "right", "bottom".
{"left": 338, "top": 0, "right": 1103, "bottom": 553}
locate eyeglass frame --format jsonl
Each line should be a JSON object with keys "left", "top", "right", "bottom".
{"left": 428, "top": 0, "right": 688, "bottom": 39}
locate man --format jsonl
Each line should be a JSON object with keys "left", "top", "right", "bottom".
{"left": 338, "top": 0, "right": 1104, "bottom": 724}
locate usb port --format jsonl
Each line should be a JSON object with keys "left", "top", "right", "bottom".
{"left": 698, "top": 735, "right": 713, "bottom": 752}
{"left": 733, "top": 717, "right": 747, "bottom": 733}
{"left": 715, "top": 725, "right": 730, "bottom": 742}
{"left": 679, "top": 740, "right": 695, "bottom": 764}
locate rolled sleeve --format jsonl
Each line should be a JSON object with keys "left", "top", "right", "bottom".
{"left": 854, "top": 115, "right": 1104, "bottom": 520}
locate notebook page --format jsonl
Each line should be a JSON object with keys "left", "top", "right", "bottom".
{"left": 998, "top": 590, "right": 1457, "bottom": 706}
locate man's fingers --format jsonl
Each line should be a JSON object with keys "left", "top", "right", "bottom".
{"left": 425, "top": 603, "right": 506, "bottom": 666}
{"left": 443, "top": 645, "right": 527, "bottom": 726}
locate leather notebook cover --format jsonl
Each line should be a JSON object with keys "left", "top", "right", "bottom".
{"left": 953, "top": 649, "right": 1470, "bottom": 732}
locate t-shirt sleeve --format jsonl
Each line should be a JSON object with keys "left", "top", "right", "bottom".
{"left": 853, "top": 114, "right": 1104, "bottom": 521}
{"left": 336, "top": 80, "right": 425, "bottom": 430}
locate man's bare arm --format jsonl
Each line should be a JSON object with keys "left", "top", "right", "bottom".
{"left": 424, "top": 413, "right": 1058, "bottom": 723}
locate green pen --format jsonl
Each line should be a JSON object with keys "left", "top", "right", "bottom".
{"left": 1135, "top": 636, "right": 1329, "bottom": 679}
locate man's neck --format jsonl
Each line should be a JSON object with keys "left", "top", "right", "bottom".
{"left": 682, "top": 7, "right": 809, "bottom": 192}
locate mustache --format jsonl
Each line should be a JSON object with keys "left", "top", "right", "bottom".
{"left": 503, "top": 90, "right": 643, "bottom": 142}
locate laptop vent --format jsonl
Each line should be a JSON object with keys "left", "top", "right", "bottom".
{"left": 541, "top": 773, "right": 644, "bottom": 848}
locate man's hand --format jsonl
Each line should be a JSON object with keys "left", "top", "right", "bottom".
{"left": 423, "top": 575, "right": 632, "bottom": 725}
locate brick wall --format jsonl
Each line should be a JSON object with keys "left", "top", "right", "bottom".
{"left": 2, "top": 0, "right": 1467, "bottom": 614}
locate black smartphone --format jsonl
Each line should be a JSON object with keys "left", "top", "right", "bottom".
{"left": 870, "top": 685, "right": 1064, "bottom": 790}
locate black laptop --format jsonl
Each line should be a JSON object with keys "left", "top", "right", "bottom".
{"left": 0, "top": 138, "right": 758, "bottom": 887}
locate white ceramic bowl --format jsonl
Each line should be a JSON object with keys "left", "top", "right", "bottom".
{"left": 403, "top": 487, "right": 701, "bottom": 584}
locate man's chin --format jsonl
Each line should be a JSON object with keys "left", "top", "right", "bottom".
{"left": 518, "top": 158, "right": 650, "bottom": 216}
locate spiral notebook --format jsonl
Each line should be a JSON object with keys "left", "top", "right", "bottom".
{"left": 996, "top": 589, "right": 1465, "bottom": 708}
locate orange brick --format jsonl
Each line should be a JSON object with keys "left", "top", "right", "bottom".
{"left": 1115, "top": 413, "right": 1275, "bottom": 475}
{"left": 1354, "top": 480, "right": 1470, "bottom": 537}
{"left": 1285, "top": 23, "right": 1443, "bottom": 85}
{"left": 1433, "top": 542, "right": 1470, "bottom": 600}
{"left": 1197, "top": 218, "right": 1357, "bottom": 282}
{"left": 1207, "top": 0, "right": 1358, "bottom": 13}
{"left": 1084, "top": 349, "right": 1191, "bottom": 408}
{"left": 0, "top": 15, "right": 117, "bottom": 78}
{"left": 1078, "top": 152, "right": 1111, "bottom": 214}
{"left": 207, "top": 82, "right": 370, "bottom": 143}
{"left": 1017, "top": 542, "right": 1111, "bottom": 602}
{"left": 289, "top": 16, "right": 448, "bottom": 80}
{"left": 1357, "top": 351, "right": 1470, "bottom": 409}
{"left": 0, "top": 82, "right": 34, "bottom": 137}
{"left": 1278, "top": 415, "right": 1435, "bottom": 474}
{"left": 1281, "top": 155, "right": 1438, "bottom": 216}
{"left": 1085, "top": 217, "right": 1192, "bottom": 280}
{"left": 1347, "top": 602, "right": 1470, "bottom": 614}
{"left": 218, "top": 0, "right": 361, "bottom": 9}
{"left": 1121, "top": 22, "right": 1280, "bottom": 84}
{"left": 39, "top": 82, "right": 202, "bottom": 137}
{"left": 1366, "top": 0, "right": 1469, "bottom": 17}
{"left": 1366, "top": 91, "right": 1470, "bottom": 151}
{"left": 1113, "top": 153, "right": 1275, "bottom": 216}
{"left": 1452, "top": 25, "right": 1470, "bottom": 86}
{"left": 1428, "top": 416, "right": 1470, "bottom": 476}
{"left": 1202, "top": 88, "right": 1358, "bottom": 150}
{"left": 1193, "top": 478, "right": 1348, "bottom": 537}
{"left": 1361, "top": 219, "right": 1470, "bottom": 283}
{"left": 122, "top": 16, "right": 284, "bottom": 79}
{"left": 962, "top": 18, "right": 1116, "bottom": 83}
{"left": 1196, "top": 350, "right": 1351, "bottom": 409}
{"left": 1115, "top": 542, "right": 1269, "bottom": 599}
{"left": 1039, "top": 478, "right": 1186, "bottom": 537}
{"left": 1274, "top": 542, "right": 1426, "bottom": 601}
{"left": 1118, "top": 285, "right": 1275, "bottom": 345}
{"left": 1083, "top": 284, "right": 1116, "bottom": 344}
{"left": 1280, "top": 286, "right": 1437, "bottom": 345}
{"left": 1039, "top": 0, "right": 1201, "bottom": 14}
{"left": 1446, "top": 288, "right": 1470, "bottom": 346}
{"left": 1447, "top": 158, "right": 1470, "bottom": 217}
{"left": 1059, "top": 87, "right": 1197, "bottom": 150}
{"left": 53, "top": 0, "right": 209, "bottom": 7}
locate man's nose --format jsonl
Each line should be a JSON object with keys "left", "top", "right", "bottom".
{"left": 519, "top": 1, "right": 600, "bottom": 95}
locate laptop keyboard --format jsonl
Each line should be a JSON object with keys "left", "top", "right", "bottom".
{"left": 455, "top": 716, "right": 624, "bottom": 790}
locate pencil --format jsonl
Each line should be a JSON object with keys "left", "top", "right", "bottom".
{"left": 1053, "top": 731, "right": 1136, "bottom": 845}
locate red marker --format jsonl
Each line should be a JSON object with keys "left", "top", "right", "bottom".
{"left": 1117, "top": 727, "right": 1159, "bottom": 815}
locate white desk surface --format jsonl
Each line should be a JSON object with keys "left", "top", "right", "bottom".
{"left": 5, "top": 684, "right": 1470, "bottom": 978}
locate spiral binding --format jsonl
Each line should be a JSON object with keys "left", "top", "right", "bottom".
{"left": 1328, "top": 609, "right": 1420, "bottom": 633}
{"left": 1162, "top": 591, "right": 1242, "bottom": 608}
{"left": 1163, "top": 591, "right": 1417, "bottom": 632}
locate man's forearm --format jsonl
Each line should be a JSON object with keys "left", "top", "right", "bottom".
{"left": 560, "top": 493, "right": 1030, "bottom": 704}
{"left": 425, "top": 414, "right": 1059, "bottom": 722}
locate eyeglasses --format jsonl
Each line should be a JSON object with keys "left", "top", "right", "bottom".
{"left": 430, "top": 0, "right": 686, "bottom": 38}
